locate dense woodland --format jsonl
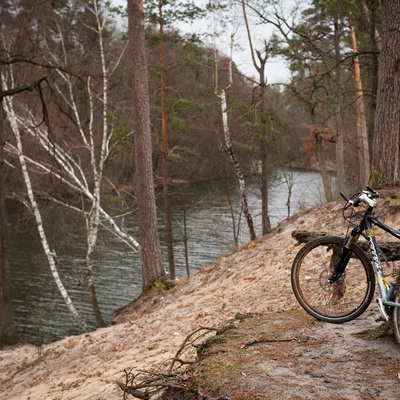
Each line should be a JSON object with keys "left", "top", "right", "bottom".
{"left": 0, "top": 1, "right": 387, "bottom": 202}
{"left": 1, "top": 0, "right": 400, "bottom": 346}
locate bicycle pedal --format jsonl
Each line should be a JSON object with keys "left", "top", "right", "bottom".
{"left": 375, "top": 316, "right": 388, "bottom": 322}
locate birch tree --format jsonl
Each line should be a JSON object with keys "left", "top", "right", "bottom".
{"left": 43, "top": 0, "right": 138, "bottom": 326}
{"left": 0, "top": 90, "right": 19, "bottom": 347}
{"left": 212, "top": 5, "right": 256, "bottom": 241}
{"left": 1, "top": 0, "right": 142, "bottom": 328}
{"left": 2, "top": 68, "right": 140, "bottom": 329}
{"left": 2, "top": 80, "right": 88, "bottom": 332}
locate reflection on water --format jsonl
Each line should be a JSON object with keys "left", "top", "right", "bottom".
{"left": 8, "top": 171, "right": 328, "bottom": 344}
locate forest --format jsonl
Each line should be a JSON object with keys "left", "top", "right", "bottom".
{"left": 1, "top": 0, "right": 399, "bottom": 346}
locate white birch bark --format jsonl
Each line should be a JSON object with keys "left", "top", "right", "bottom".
{"left": 1, "top": 1, "right": 138, "bottom": 329}
{"left": 220, "top": 89, "right": 256, "bottom": 240}
{"left": 3, "top": 90, "right": 88, "bottom": 332}
{"left": 4, "top": 135, "right": 140, "bottom": 251}
{"left": 213, "top": 19, "right": 256, "bottom": 241}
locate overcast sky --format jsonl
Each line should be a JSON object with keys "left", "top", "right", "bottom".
{"left": 111, "top": 0, "right": 292, "bottom": 84}
{"left": 176, "top": 1, "right": 291, "bottom": 84}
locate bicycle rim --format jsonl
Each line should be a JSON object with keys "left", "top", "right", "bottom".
{"left": 291, "top": 236, "right": 375, "bottom": 323}
{"left": 393, "top": 288, "right": 400, "bottom": 344}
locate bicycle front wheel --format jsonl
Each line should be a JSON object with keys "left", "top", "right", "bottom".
{"left": 291, "top": 236, "right": 375, "bottom": 323}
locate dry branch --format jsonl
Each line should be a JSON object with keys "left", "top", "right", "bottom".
{"left": 242, "top": 334, "right": 311, "bottom": 347}
{"left": 117, "top": 326, "right": 219, "bottom": 399}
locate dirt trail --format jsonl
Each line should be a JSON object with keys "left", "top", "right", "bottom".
{"left": 192, "top": 309, "right": 400, "bottom": 400}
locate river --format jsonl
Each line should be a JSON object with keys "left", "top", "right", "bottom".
{"left": 8, "top": 170, "right": 329, "bottom": 344}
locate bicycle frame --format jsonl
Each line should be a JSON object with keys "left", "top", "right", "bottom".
{"left": 334, "top": 205, "right": 400, "bottom": 320}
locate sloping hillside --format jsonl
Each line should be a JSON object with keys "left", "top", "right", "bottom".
{"left": 1, "top": 194, "right": 400, "bottom": 400}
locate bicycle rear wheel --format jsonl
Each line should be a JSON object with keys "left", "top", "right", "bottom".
{"left": 392, "top": 288, "right": 400, "bottom": 344}
{"left": 291, "top": 236, "right": 375, "bottom": 323}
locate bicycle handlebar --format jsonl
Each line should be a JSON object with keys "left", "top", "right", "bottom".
{"left": 340, "top": 186, "right": 380, "bottom": 209}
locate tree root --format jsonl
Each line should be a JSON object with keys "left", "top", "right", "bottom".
{"left": 241, "top": 334, "right": 311, "bottom": 348}
{"left": 354, "top": 321, "right": 393, "bottom": 340}
{"left": 116, "top": 326, "right": 219, "bottom": 399}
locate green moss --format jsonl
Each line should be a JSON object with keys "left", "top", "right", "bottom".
{"left": 355, "top": 321, "right": 393, "bottom": 340}
{"left": 142, "top": 279, "right": 167, "bottom": 295}
{"left": 388, "top": 198, "right": 400, "bottom": 207}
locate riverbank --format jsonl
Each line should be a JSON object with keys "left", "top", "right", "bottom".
{"left": 1, "top": 193, "right": 399, "bottom": 399}
{"left": 8, "top": 171, "right": 328, "bottom": 345}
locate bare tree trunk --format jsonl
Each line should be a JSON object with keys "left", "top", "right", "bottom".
{"left": 220, "top": 89, "right": 256, "bottom": 241}
{"left": 242, "top": 0, "right": 271, "bottom": 234}
{"left": 158, "top": 0, "right": 175, "bottom": 280}
{"left": 6, "top": 97, "right": 88, "bottom": 332}
{"left": 259, "top": 125, "right": 271, "bottom": 234}
{"left": 0, "top": 98, "right": 19, "bottom": 347}
{"left": 371, "top": 0, "right": 400, "bottom": 187}
{"left": 85, "top": 252, "right": 105, "bottom": 327}
{"left": 81, "top": 0, "right": 110, "bottom": 328}
{"left": 359, "top": 0, "right": 381, "bottom": 50}
{"left": 280, "top": 168, "right": 294, "bottom": 217}
{"left": 182, "top": 207, "right": 190, "bottom": 277}
{"left": 333, "top": 13, "right": 345, "bottom": 195}
{"left": 85, "top": 205, "right": 105, "bottom": 327}
{"left": 315, "top": 130, "right": 334, "bottom": 202}
{"left": 128, "top": 0, "right": 166, "bottom": 290}
{"left": 212, "top": 16, "right": 256, "bottom": 242}
{"left": 349, "top": 13, "right": 370, "bottom": 188}
{"left": 359, "top": 0, "right": 380, "bottom": 161}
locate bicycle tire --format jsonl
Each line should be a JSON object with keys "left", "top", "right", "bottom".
{"left": 392, "top": 288, "right": 400, "bottom": 344}
{"left": 291, "top": 235, "right": 375, "bottom": 323}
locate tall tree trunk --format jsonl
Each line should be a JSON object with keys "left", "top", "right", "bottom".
{"left": 349, "top": 13, "right": 370, "bottom": 188}
{"left": 315, "top": 130, "right": 334, "bottom": 202}
{"left": 360, "top": 0, "right": 380, "bottom": 163}
{"left": 0, "top": 99, "right": 19, "bottom": 347}
{"left": 242, "top": 0, "right": 271, "bottom": 234}
{"left": 371, "top": 0, "right": 400, "bottom": 187}
{"left": 158, "top": 0, "right": 175, "bottom": 280}
{"left": 258, "top": 64, "right": 271, "bottom": 235}
{"left": 333, "top": 13, "right": 345, "bottom": 195}
{"left": 128, "top": 0, "right": 165, "bottom": 290}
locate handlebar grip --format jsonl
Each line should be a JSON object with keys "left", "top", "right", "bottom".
{"left": 340, "top": 192, "right": 350, "bottom": 202}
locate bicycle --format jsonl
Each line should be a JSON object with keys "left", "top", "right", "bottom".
{"left": 291, "top": 185, "right": 400, "bottom": 343}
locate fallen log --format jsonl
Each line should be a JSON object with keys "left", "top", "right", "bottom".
{"left": 291, "top": 230, "right": 330, "bottom": 243}
{"left": 292, "top": 230, "right": 400, "bottom": 261}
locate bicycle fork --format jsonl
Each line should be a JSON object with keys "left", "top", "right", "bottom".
{"left": 328, "top": 235, "right": 355, "bottom": 284}
{"left": 328, "top": 233, "right": 396, "bottom": 322}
